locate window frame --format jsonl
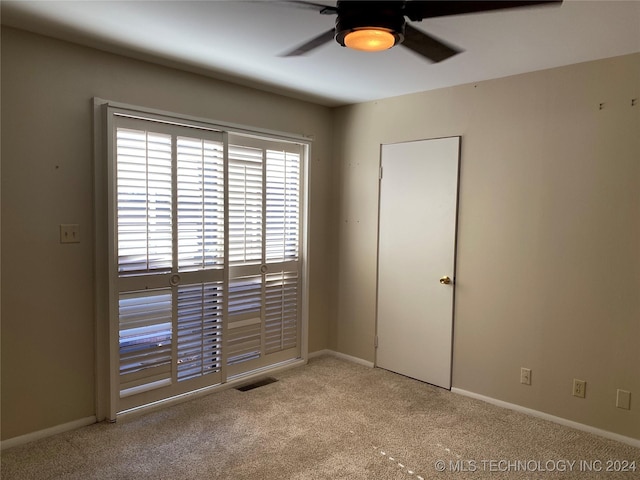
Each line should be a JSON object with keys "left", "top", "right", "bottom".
{"left": 94, "top": 98, "right": 311, "bottom": 421}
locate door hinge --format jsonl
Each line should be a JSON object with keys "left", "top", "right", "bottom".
{"left": 374, "top": 335, "right": 379, "bottom": 348}
{"left": 379, "top": 166, "right": 383, "bottom": 180}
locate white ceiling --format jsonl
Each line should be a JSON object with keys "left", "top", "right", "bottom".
{"left": 2, "top": 0, "right": 639, "bottom": 106}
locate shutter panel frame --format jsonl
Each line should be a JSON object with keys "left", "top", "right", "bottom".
{"left": 106, "top": 106, "right": 307, "bottom": 415}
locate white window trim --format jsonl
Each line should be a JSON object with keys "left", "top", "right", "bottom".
{"left": 93, "top": 98, "right": 311, "bottom": 421}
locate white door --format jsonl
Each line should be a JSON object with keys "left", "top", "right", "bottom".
{"left": 376, "top": 137, "right": 460, "bottom": 389}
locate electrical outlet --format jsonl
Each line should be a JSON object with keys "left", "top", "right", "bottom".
{"left": 572, "top": 379, "right": 586, "bottom": 398}
{"left": 520, "top": 367, "right": 531, "bottom": 385}
{"left": 616, "top": 389, "right": 631, "bottom": 410}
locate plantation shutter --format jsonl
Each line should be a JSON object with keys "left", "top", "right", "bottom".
{"left": 176, "top": 282, "right": 223, "bottom": 381}
{"left": 225, "top": 143, "right": 263, "bottom": 369}
{"left": 265, "top": 148, "right": 300, "bottom": 263}
{"left": 113, "top": 115, "right": 225, "bottom": 410}
{"left": 175, "top": 135, "right": 225, "bottom": 384}
{"left": 228, "top": 144, "right": 263, "bottom": 264}
{"left": 118, "top": 289, "right": 173, "bottom": 397}
{"left": 264, "top": 148, "right": 301, "bottom": 355}
{"left": 177, "top": 137, "right": 225, "bottom": 271}
{"left": 226, "top": 136, "right": 302, "bottom": 376}
{"left": 108, "top": 107, "right": 305, "bottom": 414}
{"left": 116, "top": 128, "right": 172, "bottom": 275}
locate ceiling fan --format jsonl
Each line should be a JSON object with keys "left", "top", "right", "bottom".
{"left": 282, "top": 1, "right": 562, "bottom": 62}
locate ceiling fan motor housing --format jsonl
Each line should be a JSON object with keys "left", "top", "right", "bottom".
{"left": 282, "top": 0, "right": 562, "bottom": 62}
{"left": 334, "top": 1, "right": 406, "bottom": 47}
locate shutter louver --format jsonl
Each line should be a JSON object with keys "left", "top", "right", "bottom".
{"left": 177, "top": 137, "right": 225, "bottom": 271}
{"left": 228, "top": 145, "right": 263, "bottom": 265}
{"left": 227, "top": 275, "right": 263, "bottom": 365}
{"left": 265, "top": 271, "right": 299, "bottom": 354}
{"left": 119, "top": 289, "right": 172, "bottom": 396}
{"left": 117, "top": 128, "right": 172, "bottom": 275}
{"left": 177, "top": 282, "right": 223, "bottom": 381}
{"left": 266, "top": 150, "right": 300, "bottom": 263}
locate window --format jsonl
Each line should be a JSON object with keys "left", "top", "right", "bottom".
{"left": 105, "top": 106, "right": 307, "bottom": 414}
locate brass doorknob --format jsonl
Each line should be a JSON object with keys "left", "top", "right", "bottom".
{"left": 439, "top": 276, "right": 452, "bottom": 285}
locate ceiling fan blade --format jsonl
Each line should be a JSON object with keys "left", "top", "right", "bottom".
{"left": 404, "top": 1, "right": 562, "bottom": 21}
{"left": 401, "top": 24, "right": 461, "bottom": 63}
{"left": 282, "top": 1, "right": 338, "bottom": 14}
{"left": 280, "top": 28, "right": 336, "bottom": 56}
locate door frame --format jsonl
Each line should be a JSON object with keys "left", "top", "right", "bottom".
{"left": 374, "top": 136, "right": 462, "bottom": 388}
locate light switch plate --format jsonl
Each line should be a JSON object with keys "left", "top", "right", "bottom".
{"left": 60, "top": 224, "right": 80, "bottom": 243}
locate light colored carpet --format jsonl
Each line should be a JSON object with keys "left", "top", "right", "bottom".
{"left": 2, "top": 355, "right": 638, "bottom": 479}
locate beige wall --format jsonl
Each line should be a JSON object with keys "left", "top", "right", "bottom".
{"left": 1, "top": 27, "right": 334, "bottom": 440}
{"left": 2, "top": 24, "right": 638, "bottom": 444}
{"left": 332, "top": 53, "right": 640, "bottom": 439}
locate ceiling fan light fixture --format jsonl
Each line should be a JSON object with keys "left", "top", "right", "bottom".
{"left": 344, "top": 27, "right": 396, "bottom": 52}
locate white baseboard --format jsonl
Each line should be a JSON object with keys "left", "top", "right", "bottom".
{"left": 451, "top": 388, "right": 640, "bottom": 449}
{"left": 307, "top": 349, "right": 331, "bottom": 359}
{"left": 4, "top": 368, "right": 636, "bottom": 452}
{"left": 1, "top": 416, "right": 97, "bottom": 451}
{"left": 308, "top": 349, "right": 375, "bottom": 368}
